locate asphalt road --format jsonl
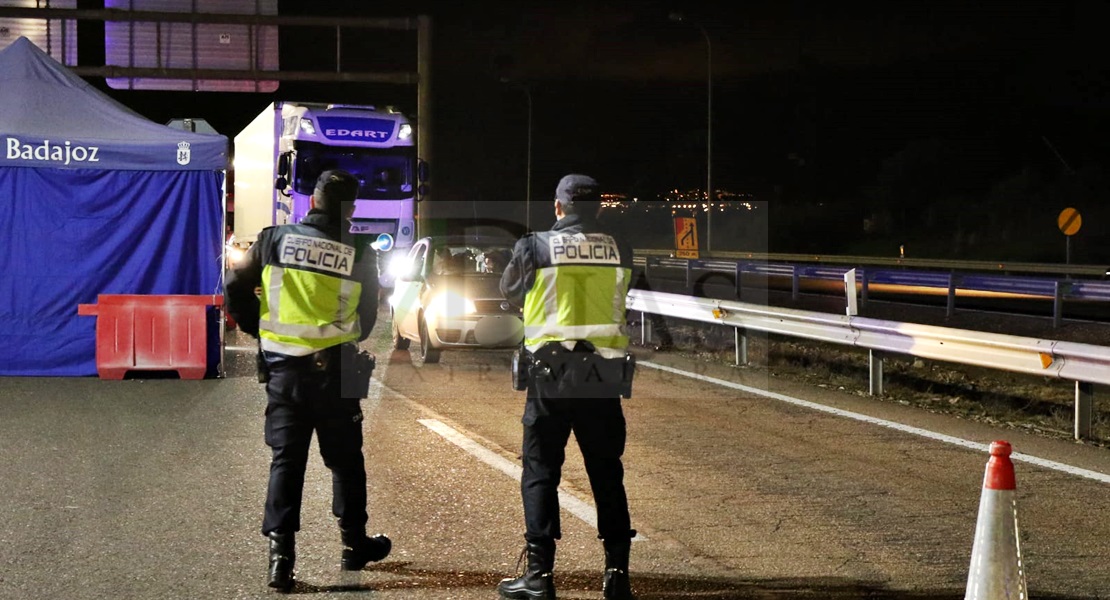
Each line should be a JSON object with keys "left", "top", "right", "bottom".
{"left": 0, "top": 309, "right": 1108, "bottom": 599}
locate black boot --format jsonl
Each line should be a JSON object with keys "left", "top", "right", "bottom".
{"left": 602, "top": 539, "right": 634, "bottom": 600}
{"left": 497, "top": 540, "right": 556, "bottom": 599}
{"left": 267, "top": 531, "right": 295, "bottom": 592}
{"left": 340, "top": 528, "right": 392, "bottom": 571}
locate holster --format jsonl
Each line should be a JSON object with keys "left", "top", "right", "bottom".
{"left": 338, "top": 343, "right": 375, "bottom": 400}
{"left": 511, "top": 348, "right": 531, "bottom": 391}
{"left": 256, "top": 349, "right": 270, "bottom": 383}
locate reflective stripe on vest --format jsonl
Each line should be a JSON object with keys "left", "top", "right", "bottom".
{"left": 523, "top": 263, "right": 630, "bottom": 358}
{"left": 259, "top": 264, "right": 361, "bottom": 356}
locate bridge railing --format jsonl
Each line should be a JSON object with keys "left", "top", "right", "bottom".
{"left": 627, "top": 289, "right": 1108, "bottom": 440}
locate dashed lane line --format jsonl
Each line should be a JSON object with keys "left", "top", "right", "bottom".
{"left": 416, "top": 418, "right": 647, "bottom": 542}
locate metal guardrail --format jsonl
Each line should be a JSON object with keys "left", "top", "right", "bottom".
{"left": 633, "top": 249, "right": 1110, "bottom": 278}
{"left": 633, "top": 255, "right": 1110, "bottom": 326}
{"left": 627, "top": 289, "right": 1106, "bottom": 440}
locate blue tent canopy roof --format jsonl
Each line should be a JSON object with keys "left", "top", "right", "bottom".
{"left": 0, "top": 37, "right": 228, "bottom": 171}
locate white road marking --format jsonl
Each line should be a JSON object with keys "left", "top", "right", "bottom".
{"left": 641, "top": 361, "right": 1110, "bottom": 485}
{"left": 418, "top": 418, "right": 646, "bottom": 541}
{"left": 224, "top": 345, "right": 256, "bottom": 352}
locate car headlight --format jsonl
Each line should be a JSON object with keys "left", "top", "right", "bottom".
{"left": 426, "top": 291, "right": 476, "bottom": 320}
{"left": 387, "top": 253, "right": 412, "bottom": 278}
{"left": 226, "top": 246, "right": 246, "bottom": 265}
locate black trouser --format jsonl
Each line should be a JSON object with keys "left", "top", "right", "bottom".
{"left": 261, "top": 354, "right": 367, "bottom": 536}
{"left": 521, "top": 382, "right": 634, "bottom": 544}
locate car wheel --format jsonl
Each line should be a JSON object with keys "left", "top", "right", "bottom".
{"left": 392, "top": 308, "right": 410, "bottom": 350}
{"left": 418, "top": 314, "right": 441, "bottom": 364}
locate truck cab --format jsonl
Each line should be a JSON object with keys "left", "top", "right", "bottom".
{"left": 232, "top": 101, "right": 418, "bottom": 289}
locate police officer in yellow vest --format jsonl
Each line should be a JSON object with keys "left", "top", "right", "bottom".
{"left": 498, "top": 174, "right": 637, "bottom": 600}
{"left": 225, "top": 170, "right": 390, "bottom": 592}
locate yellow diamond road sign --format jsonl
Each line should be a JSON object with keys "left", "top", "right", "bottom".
{"left": 1057, "top": 207, "right": 1082, "bottom": 236}
{"left": 674, "top": 217, "right": 699, "bottom": 259}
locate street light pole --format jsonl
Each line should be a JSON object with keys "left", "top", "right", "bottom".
{"left": 669, "top": 12, "right": 712, "bottom": 253}
{"left": 525, "top": 85, "right": 533, "bottom": 232}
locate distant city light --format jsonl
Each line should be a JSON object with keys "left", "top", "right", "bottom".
{"left": 596, "top": 188, "right": 757, "bottom": 215}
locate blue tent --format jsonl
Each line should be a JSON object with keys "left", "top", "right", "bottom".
{"left": 0, "top": 37, "right": 229, "bottom": 376}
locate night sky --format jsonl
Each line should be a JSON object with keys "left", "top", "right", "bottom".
{"left": 77, "top": 0, "right": 1110, "bottom": 262}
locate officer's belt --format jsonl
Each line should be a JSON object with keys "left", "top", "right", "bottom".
{"left": 531, "top": 341, "right": 635, "bottom": 399}
{"left": 264, "top": 343, "right": 346, "bottom": 372}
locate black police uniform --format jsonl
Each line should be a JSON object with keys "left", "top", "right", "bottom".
{"left": 227, "top": 210, "right": 378, "bottom": 536}
{"left": 499, "top": 208, "right": 638, "bottom": 600}
{"left": 500, "top": 212, "right": 636, "bottom": 544}
{"left": 226, "top": 205, "right": 388, "bottom": 590}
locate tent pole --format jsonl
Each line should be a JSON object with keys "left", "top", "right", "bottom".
{"left": 219, "top": 170, "right": 228, "bottom": 378}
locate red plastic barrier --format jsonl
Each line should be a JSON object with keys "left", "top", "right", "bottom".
{"left": 77, "top": 294, "right": 223, "bottom": 380}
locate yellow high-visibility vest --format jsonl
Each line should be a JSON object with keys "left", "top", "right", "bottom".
{"left": 258, "top": 224, "right": 363, "bottom": 356}
{"left": 522, "top": 230, "right": 630, "bottom": 358}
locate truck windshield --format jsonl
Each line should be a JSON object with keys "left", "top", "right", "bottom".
{"left": 293, "top": 141, "right": 415, "bottom": 200}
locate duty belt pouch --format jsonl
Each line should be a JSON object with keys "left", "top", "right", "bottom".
{"left": 527, "top": 344, "right": 567, "bottom": 398}
{"left": 339, "top": 343, "right": 375, "bottom": 400}
{"left": 561, "top": 352, "right": 634, "bottom": 399}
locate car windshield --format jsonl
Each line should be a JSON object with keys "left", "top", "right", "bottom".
{"left": 293, "top": 141, "right": 415, "bottom": 199}
{"left": 430, "top": 244, "right": 513, "bottom": 276}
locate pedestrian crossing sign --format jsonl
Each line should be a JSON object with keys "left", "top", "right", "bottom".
{"left": 674, "top": 217, "right": 699, "bottom": 259}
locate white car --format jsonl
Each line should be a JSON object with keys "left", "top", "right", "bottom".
{"left": 388, "top": 236, "right": 524, "bottom": 363}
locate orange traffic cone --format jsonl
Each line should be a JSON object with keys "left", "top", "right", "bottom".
{"left": 965, "top": 440, "right": 1028, "bottom": 600}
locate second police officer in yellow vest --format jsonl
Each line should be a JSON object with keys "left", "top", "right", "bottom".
{"left": 498, "top": 174, "right": 638, "bottom": 600}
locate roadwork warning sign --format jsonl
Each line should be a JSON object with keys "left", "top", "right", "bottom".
{"left": 674, "top": 217, "right": 699, "bottom": 259}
